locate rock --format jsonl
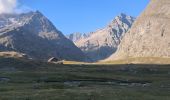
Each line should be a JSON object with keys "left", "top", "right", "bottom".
{"left": 66, "top": 32, "right": 90, "bottom": 42}
{"left": 106, "top": 0, "right": 170, "bottom": 62}
{"left": 0, "top": 11, "right": 89, "bottom": 62}
{"left": 71, "top": 14, "right": 135, "bottom": 61}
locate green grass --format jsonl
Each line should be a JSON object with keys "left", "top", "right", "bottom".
{"left": 0, "top": 58, "right": 170, "bottom": 100}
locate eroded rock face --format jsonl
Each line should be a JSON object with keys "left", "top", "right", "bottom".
{"left": 66, "top": 32, "right": 90, "bottom": 42}
{"left": 0, "top": 11, "right": 88, "bottom": 62}
{"left": 107, "top": 0, "right": 170, "bottom": 61}
{"left": 73, "top": 14, "right": 135, "bottom": 61}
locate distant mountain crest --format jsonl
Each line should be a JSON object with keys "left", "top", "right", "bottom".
{"left": 0, "top": 11, "right": 89, "bottom": 61}
{"left": 67, "top": 32, "right": 87, "bottom": 42}
{"left": 68, "top": 13, "right": 135, "bottom": 61}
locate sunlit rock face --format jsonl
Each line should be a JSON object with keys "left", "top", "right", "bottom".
{"left": 106, "top": 0, "right": 170, "bottom": 61}
{"left": 70, "top": 14, "right": 135, "bottom": 61}
{"left": 0, "top": 11, "right": 89, "bottom": 61}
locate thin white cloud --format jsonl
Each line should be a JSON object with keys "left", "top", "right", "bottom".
{"left": 0, "top": 0, "right": 17, "bottom": 14}
{"left": 0, "top": 0, "right": 32, "bottom": 14}
{"left": 16, "top": 4, "right": 33, "bottom": 13}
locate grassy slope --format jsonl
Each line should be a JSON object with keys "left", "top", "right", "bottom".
{"left": 0, "top": 58, "right": 170, "bottom": 100}
{"left": 64, "top": 57, "right": 170, "bottom": 65}
{"left": 100, "top": 57, "right": 170, "bottom": 64}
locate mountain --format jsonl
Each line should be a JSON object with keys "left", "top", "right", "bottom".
{"left": 69, "top": 14, "right": 135, "bottom": 61}
{"left": 0, "top": 11, "right": 88, "bottom": 61}
{"left": 66, "top": 32, "right": 90, "bottom": 42}
{"left": 106, "top": 0, "right": 170, "bottom": 62}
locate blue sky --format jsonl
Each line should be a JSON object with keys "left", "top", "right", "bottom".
{"left": 20, "top": 0, "right": 150, "bottom": 35}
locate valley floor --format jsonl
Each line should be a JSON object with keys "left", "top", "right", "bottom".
{"left": 0, "top": 58, "right": 170, "bottom": 100}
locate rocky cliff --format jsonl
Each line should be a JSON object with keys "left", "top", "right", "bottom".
{"left": 0, "top": 11, "right": 88, "bottom": 61}
{"left": 106, "top": 0, "right": 170, "bottom": 62}
{"left": 72, "top": 14, "right": 135, "bottom": 61}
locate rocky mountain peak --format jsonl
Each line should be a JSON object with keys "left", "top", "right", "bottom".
{"left": 68, "top": 14, "right": 135, "bottom": 61}
{"left": 114, "top": 13, "right": 128, "bottom": 21}
{"left": 66, "top": 32, "right": 90, "bottom": 42}
{"left": 106, "top": 0, "right": 170, "bottom": 63}
{"left": 108, "top": 13, "right": 135, "bottom": 29}
{"left": 21, "top": 11, "right": 64, "bottom": 40}
{"left": 0, "top": 11, "right": 89, "bottom": 61}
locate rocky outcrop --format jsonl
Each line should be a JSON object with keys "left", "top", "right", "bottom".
{"left": 0, "top": 11, "right": 88, "bottom": 62}
{"left": 66, "top": 32, "right": 90, "bottom": 42}
{"left": 106, "top": 0, "right": 170, "bottom": 61}
{"left": 73, "top": 14, "right": 135, "bottom": 61}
